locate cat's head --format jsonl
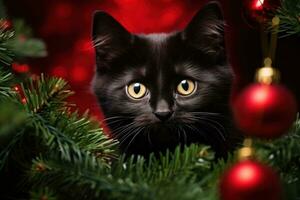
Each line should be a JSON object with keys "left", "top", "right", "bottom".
{"left": 92, "top": 2, "right": 235, "bottom": 156}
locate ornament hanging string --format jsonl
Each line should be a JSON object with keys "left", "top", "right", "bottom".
{"left": 269, "top": 16, "right": 280, "bottom": 61}
{"left": 258, "top": 16, "right": 280, "bottom": 84}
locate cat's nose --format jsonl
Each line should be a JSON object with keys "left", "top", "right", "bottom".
{"left": 154, "top": 111, "right": 173, "bottom": 121}
{"left": 153, "top": 99, "right": 173, "bottom": 121}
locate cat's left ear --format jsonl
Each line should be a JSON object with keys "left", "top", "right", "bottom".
{"left": 92, "top": 11, "right": 133, "bottom": 71}
{"left": 182, "top": 2, "right": 225, "bottom": 59}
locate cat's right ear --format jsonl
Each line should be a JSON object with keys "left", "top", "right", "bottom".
{"left": 92, "top": 11, "right": 132, "bottom": 71}
{"left": 182, "top": 2, "right": 225, "bottom": 60}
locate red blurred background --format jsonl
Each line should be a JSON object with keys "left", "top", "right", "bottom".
{"left": 5, "top": 0, "right": 300, "bottom": 120}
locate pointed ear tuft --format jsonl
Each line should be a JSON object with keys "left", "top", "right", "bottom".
{"left": 92, "top": 11, "right": 132, "bottom": 71}
{"left": 182, "top": 2, "right": 225, "bottom": 59}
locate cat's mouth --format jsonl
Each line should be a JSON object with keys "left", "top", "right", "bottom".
{"left": 148, "top": 123, "right": 170, "bottom": 132}
{"left": 151, "top": 120, "right": 175, "bottom": 126}
{"left": 133, "top": 114, "right": 178, "bottom": 126}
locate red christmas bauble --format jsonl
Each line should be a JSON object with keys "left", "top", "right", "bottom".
{"left": 0, "top": 19, "right": 12, "bottom": 30}
{"left": 220, "top": 160, "right": 282, "bottom": 200}
{"left": 233, "top": 83, "right": 297, "bottom": 139}
{"left": 242, "top": 0, "right": 280, "bottom": 25}
{"left": 12, "top": 63, "right": 30, "bottom": 73}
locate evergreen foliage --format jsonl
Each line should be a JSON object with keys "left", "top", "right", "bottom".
{"left": 276, "top": 0, "right": 300, "bottom": 37}
{"left": 0, "top": 0, "right": 47, "bottom": 66}
{"left": 0, "top": 1, "right": 300, "bottom": 199}
{"left": 0, "top": 40, "right": 300, "bottom": 200}
{"left": 0, "top": 24, "right": 14, "bottom": 65}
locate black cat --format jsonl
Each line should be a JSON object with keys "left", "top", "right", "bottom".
{"left": 92, "top": 2, "right": 239, "bottom": 157}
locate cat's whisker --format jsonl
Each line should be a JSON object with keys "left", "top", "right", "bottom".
{"left": 197, "top": 120, "right": 226, "bottom": 141}
{"left": 114, "top": 122, "right": 136, "bottom": 138}
{"left": 101, "top": 116, "right": 135, "bottom": 130}
{"left": 109, "top": 123, "right": 132, "bottom": 134}
{"left": 146, "top": 126, "right": 153, "bottom": 146}
{"left": 117, "top": 122, "right": 143, "bottom": 145}
{"left": 93, "top": 35, "right": 111, "bottom": 48}
{"left": 192, "top": 116, "right": 227, "bottom": 137}
{"left": 189, "top": 111, "right": 222, "bottom": 116}
{"left": 181, "top": 114, "right": 226, "bottom": 142}
{"left": 100, "top": 116, "right": 132, "bottom": 123}
{"left": 184, "top": 123, "right": 207, "bottom": 140}
{"left": 184, "top": 123, "right": 215, "bottom": 145}
{"left": 190, "top": 112, "right": 226, "bottom": 119}
{"left": 178, "top": 125, "right": 187, "bottom": 145}
{"left": 118, "top": 126, "right": 137, "bottom": 146}
{"left": 111, "top": 125, "right": 136, "bottom": 147}
{"left": 172, "top": 125, "right": 181, "bottom": 143}
{"left": 104, "top": 118, "right": 129, "bottom": 127}
{"left": 183, "top": 128, "right": 187, "bottom": 145}
{"left": 184, "top": 123, "right": 200, "bottom": 135}
{"left": 124, "top": 126, "right": 145, "bottom": 153}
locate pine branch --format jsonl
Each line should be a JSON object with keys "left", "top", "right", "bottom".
{"left": 255, "top": 118, "right": 300, "bottom": 175}
{"left": 254, "top": 117, "right": 300, "bottom": 199}
{"left": 9, "top": 20, "right": 47, "bottom": 58}
{"left": 0, "top": 69, "right": 26, "bottom": 169}
{"left": 112, "top": 145, "right": 215, "bottom": 184}
{"left": 0, "top": 25, "right": 14, "bottom": 66}
{"left": 0, "top": 73, "right": 76, "bottom": 171}
{"left": 28, "top": 145, "right": 217, "bottom": 200}
{"left": 50, "top": 110, "right": 118, "bottom": 160}
{"left": 0, "top": 70, "right": 118, "bottom": 199}
{"left": 0, "top": 0, "right": 7, "bottom": 18}
{"left": 0, "top": 70, "right": 117, "bottom": 165}
{"left": 0, "top": 68, "right": 15, "bottom": 98}
{"left": 21, "top": 74, "right": 72, "bottom": 114}
{"left": 20, "top": 74, "right": 118, "bottom": 160}
{"left": 0, "top": 17, "right": 47, "bottom": 67}
{"left": 0, "top": 129, "right": 25, "bottom": 170}
{"left": 29, "top": 110, "right": 113, "bottom": 167}
{"left": 29, "top": 154, "right": 149, "bottom": 200}
{"left": 30, "top": 187, "right": 57, "bottom": 200}
{"left": 276, "top": 0, "right": 300, "bottom": 37}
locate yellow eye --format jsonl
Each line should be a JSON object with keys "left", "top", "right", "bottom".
{"left": 177, "top": 80, "right": 196, "bottom": 96}
{"left": 126, "top": 83, "right": 147, "bottom": 99}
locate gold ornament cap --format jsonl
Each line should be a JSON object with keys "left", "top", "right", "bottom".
{"left": 238, "top": 138, "right": 254, "bottom": 160}
{"left": 255, "top": 58, "right": 280, "bottom": 84}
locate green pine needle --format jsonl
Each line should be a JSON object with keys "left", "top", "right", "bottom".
{"left": 0, "top": 17, "right": 47, "bottom": 67}
{"left": 275, "top": 0, "right": 300, "bottom": 37}
{"left": 0, "top": 26, "right": 14, "bottom": 66}
{"left": 30, "top": 187, "right": 57, "bottom": 200}
{"left": 0, "top": 68, "right": 15, "bottom": 97}
{"left": 21, "top": 74, "right": 72, "bottom": 114}
{"left": 28, "top": 145, "right": 218, "bottom": 200}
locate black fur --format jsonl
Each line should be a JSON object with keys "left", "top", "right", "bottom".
{"left": 92, "top": 2, "right": 239, "bottom": 157}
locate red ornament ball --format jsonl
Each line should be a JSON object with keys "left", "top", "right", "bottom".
{"left": 233, "top": 83, "right": 297, "bottom": 139}
{"left": 242, "top": 0, "right": 280, "bottom": 24}
{"left": 220, "top": 160, "right": 282, "bottom": 200}
{"left": 12, "top": 63, "right": 30, "bottom": 73}
{"left": 0, "top": 19, "right": 12, "bottom": 30}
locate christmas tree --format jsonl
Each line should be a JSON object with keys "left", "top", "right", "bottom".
{"left": 1, "top": 0, "right": 300, "bottom": 199}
